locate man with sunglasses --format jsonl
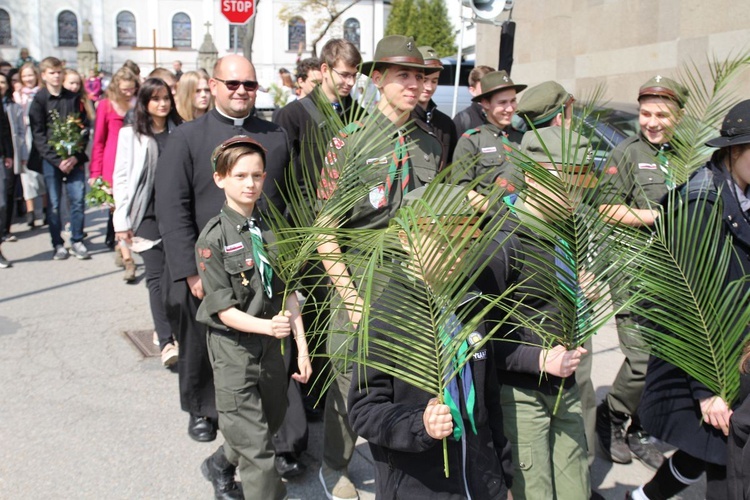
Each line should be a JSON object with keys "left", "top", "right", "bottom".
{"left": 155, "top": 54, "right": 291, "bottom": 499}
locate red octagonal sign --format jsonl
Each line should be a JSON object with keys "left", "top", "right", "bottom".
{"left": 221, "top": 0, "right": 256, "bottom": 24}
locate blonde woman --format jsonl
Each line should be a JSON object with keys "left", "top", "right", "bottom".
{"left": 174, "top": 70, "right": 211, "bottom": 122}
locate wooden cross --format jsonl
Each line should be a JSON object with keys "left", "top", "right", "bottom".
{"left": 133, "top": 29, "right": 177, "bottom": 69}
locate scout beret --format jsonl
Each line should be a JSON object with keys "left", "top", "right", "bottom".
{"left": 706, "top": 99, "right": 750, "bottom": 148}
{"left": 472, "top": 70, "right": 527, "bottom": 102}
{"left": 638, "top": 75, "right": 689, "bottom": 108}
{"left": 519, "top": 127, "right": 597, "bottom": 188}
{"left": 418, "top": 46, "right": 443, "bottom": 75}
{"left": 361, "top": 35, "right": 428, "bottom": 75}
{"left": 517, "top": 81, "right": 573, "bottom": 126}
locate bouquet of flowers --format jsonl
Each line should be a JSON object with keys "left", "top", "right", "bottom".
{"left": 86, "top": 177, "right": 115, "bottom": 210}
{"left": 47, "top": 110, "right": 87, "bottom": 159}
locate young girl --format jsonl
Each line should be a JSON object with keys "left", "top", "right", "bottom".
{"left": 195, "top": 136, "right": 311, "bottom": 500}
{"left": 174, "top": 70, "right": 211, "bottom": 122}
{"left": 89, "top": 66, "right": 139, "bottom": 264}
{"left": 15, "top": 62, "right": 47, "bottom": 229}
{"left": 112, "top": 78, "right": 183, "bottom": 366}
{"left": 63, "top": 69, "right": 95, "bottom": 122}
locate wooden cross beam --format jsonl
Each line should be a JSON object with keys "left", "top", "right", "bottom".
{"left": 133, "top": 29, "right": 177, "bottom": 69}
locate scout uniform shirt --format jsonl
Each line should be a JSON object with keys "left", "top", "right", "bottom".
{"left": 452, "top": 122, "right": 523, "bottom": 212}
{"left": 601, "top": 133, "right": 674, "bottom": 210}
{"left": 317, "top": 109, "right": 441, "bottom": 230}
{"left": 195, "top": 203, "right": 285, "bottom": 329}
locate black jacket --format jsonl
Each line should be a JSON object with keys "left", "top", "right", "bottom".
{"left": 348, "top": 282, "right": 512, "bottom": 500}
{"left": 639, "top": 161, "right": 750, "bottom": 466}
{"left": 155, "top": 108, "right": 291, "bottom": 282}
{"left": 728, "top": 374, "right": 750, "bottom": 500}
{"left": 0, "top": 102, "right": 13, "bottom": 160}
{"left": 27, "top": 87, "right": 90, "bottom": 170}
{"left": 412, "top": 100, "right": 457, "bottom": 170}
{"left": 453, "top": 102, "right": 486, "bottom": 136}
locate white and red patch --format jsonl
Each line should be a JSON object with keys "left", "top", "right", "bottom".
{"left": 369, "top": 185, "right": 387, "bottom": 209}
{"left": 331, "top": 137, "right": 345, "bottom": 150}
{"left": 224, "top": 242, "right": 244, "bottom": 253}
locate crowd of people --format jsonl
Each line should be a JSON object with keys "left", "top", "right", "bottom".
{"left": 2, "top": 36, "right": 750, "bottom": 500}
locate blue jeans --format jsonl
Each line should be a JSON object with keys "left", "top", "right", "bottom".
{"left": 42, "top": 160, "right": 85, "bottom": 247}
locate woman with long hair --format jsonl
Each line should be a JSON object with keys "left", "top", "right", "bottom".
{"left": 174, "top": 70, "right": 211, "bottom": 122}
{"left": 89, "top": 66, "right": 139, "bottom": 269}
{"left": 630, "top": 100, "right": 750, "bottom": 500}
{"left": 63, "top": 69, "right": 95, "bottom": 122}
{"left": 0, "top": 72, "right": 26, "bottom": 244}
{"left": 14, "top": 62, "right": 47, "bottom": 229}
{"left": 112, "top": 78, "right": 183, "bottom": 366}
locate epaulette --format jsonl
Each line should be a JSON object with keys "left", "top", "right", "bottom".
{"left": 461, "top": 127, "right": 481, "bottom": 138}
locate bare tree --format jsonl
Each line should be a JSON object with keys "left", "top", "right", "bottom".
{"left": 278, "top": 0, "right": 363, "bottom": 58}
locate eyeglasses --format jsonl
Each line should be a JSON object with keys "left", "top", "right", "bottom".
{"left": 331, "top": 67, "right": 358, "bottom": 83}
{"left": 214, "top": 77, "right": 259, "bottom": 92}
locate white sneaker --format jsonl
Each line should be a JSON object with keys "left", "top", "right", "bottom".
{"left": 161, "top": 343, "right": 179, "bottom": 367}
{"left": 0, "top": 250, "right": 11, "bottom": 268}
{"left": 53, "top": 245, "right": 69, "bottom": 260}
{"left": 319, "top": 464, "right": 358, "bottom": 500}
{"left": 70, "top": 241, "right": 91, "bottom": 260}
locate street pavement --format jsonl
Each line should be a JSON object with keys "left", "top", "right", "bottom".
{"left": 0, "top": 208, "right": 705, "bottom": 499}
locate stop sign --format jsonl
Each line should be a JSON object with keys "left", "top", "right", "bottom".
{"left": 221, "top": 0, "right": 255, "bottom": 24}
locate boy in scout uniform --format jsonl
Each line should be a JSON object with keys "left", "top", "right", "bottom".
{"left": 516, "top": 80, "right": 575, "bottom": 131}
{"left": 596, "top": 75, "right": 689, "bottom": 470}
{"left": 452, "top": 70, "right": 527, "bottom": 214}
{"left": 411, "top": 46, "right": 458, "bottom": 169}
{"left": 316, "top": 34, "right": 442, "bottom": 500}
{"left": 195, "top": 136, "right": 312, "bottom": 500}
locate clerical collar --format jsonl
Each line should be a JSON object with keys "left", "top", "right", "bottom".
{"left": 215, "top": 107, "right": 251, "bottom": 126}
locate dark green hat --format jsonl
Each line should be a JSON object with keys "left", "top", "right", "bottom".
{"left": 361, "top": 35, "right": 427, "bottom": 75}
{"left": 418, "top": 46, "right": 443, "bottom": 74}
{"left": 517, "top": 81, "right": 573, "bottom": 126}
{"left": 638, "top": 75, "right": 689, "bottom": 108}
{"left": 706, "top": 99, "right": 750, "bottom": 148}
{"left": 519, "top": 127, "right": 597, "bottom": 188}
{"left": 471, "top": 70, "right": 527, "bottom": 102}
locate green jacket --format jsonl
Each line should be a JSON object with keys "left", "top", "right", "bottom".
{"left": 195, "top": 204, "right": 284, "bottom": 330}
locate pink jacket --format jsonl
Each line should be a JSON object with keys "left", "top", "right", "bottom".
{"left": 90, "top": 98, "right": 125, "bottom": 184}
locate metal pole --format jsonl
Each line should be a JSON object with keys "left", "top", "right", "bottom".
{"left": 152, "top": 29, "right": 157, "bottom": 69}
{"left": 451, "top": 15, "right": 466, "bottom": 118}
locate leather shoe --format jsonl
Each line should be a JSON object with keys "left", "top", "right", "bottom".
{"left": 275, "top": 453, "right": 306, "bottom": 479}
{"left": 201, "top": 448, "right": 242, "bottom": 500}
{"left": 188, "top": 414, "right": 217, "bottom": 442}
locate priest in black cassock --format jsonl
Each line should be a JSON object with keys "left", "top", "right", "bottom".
{"left": 154, "top": 55, "right": 291, "bottom": 493}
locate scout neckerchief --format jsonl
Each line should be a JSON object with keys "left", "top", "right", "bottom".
{"left": 657, "top": 143, "right": 675, "bottom": 190}
{"left": 386, "top": 129, "right": 410, "bottom": 198}
{"left": 246, "top": 217, "right": 273, "bottom": 298}
{"left": 439, "top": 312, "right": 477, "bottom": 441}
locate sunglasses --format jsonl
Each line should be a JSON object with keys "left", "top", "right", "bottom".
{"left": 214, "top": 77, "right": 259, "bottom": 92}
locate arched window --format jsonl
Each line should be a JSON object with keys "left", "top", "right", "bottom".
{"left": 343, "top": 18, "right": 360, "bottom": 50}
{"left": 0, "top": 9, "right": 12, "bottom": 46}
{"left": 57, "top": 11, "right": 79, "bottom": 47}
{"left": 288, "top": 17, "right": 306, "bottom": 52}
{"left": 116, "top": 11, "right": 136, "bottom": 47}
{"left": 172, "top": 12, "right": 191, "bottom": 48}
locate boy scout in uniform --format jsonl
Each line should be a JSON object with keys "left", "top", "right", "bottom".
{"left": 452, "top": 70, "right": 527, "bottom": 214}
{"left": 316, "top": 34, "right": 441, "bottom": 500}
{"left": 411, "top": 46, "right": 458, "bottom": 169}
{"left": 196, "top": 136, "right": 312, "bottom": 500}
{"left": 596, "top": 76, "right": 689, "bottom": 470}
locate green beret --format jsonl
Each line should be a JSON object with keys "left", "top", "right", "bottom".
{"left": 517, "top": 81, "right": 572, "bottom": 126}
{"left": 638, "top": 75, "right": 689, "bottom": 108}
{"left": 519, "top": 127, "right": 597, "bottom": 188}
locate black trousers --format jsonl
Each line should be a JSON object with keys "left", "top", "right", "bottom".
{"left": 3, "top": 172, "right": 16, "bottom": 234}
{"left": 139, "top": 242, "right": 172, "bottom": 349}
{"left": 162, "top": 261, "right": 217, "bottom": 419}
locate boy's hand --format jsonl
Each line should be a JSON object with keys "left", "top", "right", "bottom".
{"left": 292, "top": 354, "right": 312, "bottom": 384}
{"left": 59, "top": 156, "right": 77, "bottom": 174}
{"left": 186, "top": 274, "right": 204, "bottom": 299}
{"left": 423, "top": 398, "right": 453, "bottom": 440}
{"left": 269, "top": 310, "right": 292, "bottom": 338}
{"left": 540, "top": 345, "right": 587, "bottom": 378}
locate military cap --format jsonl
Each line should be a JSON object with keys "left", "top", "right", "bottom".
{"left": 402, "top": 184, "right": 481, "bottom": 238}
{"left": 418, "top": 46, "right": 443, "bottom": 75}
{"left": 361, "top": 35, "right": 428, "bottom": 75}
{"left": 706, "top": 99, "right": 750, "bottom": 148}
{"left": 520, "top": 127, "right": 597, "bottom": 188}
{"left": 471, "top": 70, "right": 527, "bottom": 102}
{"left": 517, "top": 81, "right": 573, "bottom": 126}
{"left": 211, "top": 135, "right": 267, "bottom": 172}
{"left": 638, "top": 75, "right": 689, "bottom": 108}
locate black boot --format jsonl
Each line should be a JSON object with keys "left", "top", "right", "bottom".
{"left": 627, "top": 417, "right": 665, "bottom": 470}
{"left": 595, "top": 401, "right": 632, "bottom": 464}
{"left": 201, "top": 446, "right": 243, "bottom": 500}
